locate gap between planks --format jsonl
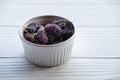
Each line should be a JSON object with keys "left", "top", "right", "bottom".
{"left": 1, "top": 57, "right": 120, "bottom": 59}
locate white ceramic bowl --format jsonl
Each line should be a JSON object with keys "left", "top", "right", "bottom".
{"left": 19, "top": 15, "right": 75, "bottom": 67}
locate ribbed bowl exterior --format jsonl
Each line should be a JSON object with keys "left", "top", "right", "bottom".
{"left": 19, "top": 15, "right": 75, "bottom": 67}
{"left": 22, "top": 34, "right": 74, "bottom": 67}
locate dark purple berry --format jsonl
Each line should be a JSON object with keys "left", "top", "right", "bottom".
{"left": 47, "top": 35, "right": 56, "bottom": 44}
{"left": 45, "top": 24, "right": 62, "bottom": 37}
{"left": 32, "top": 33, "right": 39, "bottom": 44}
{"left": 26, "top": 23, "right": 39, "bottom": 33}
{"left": 53, "top": 19, "right": 74, "bottom": 30}
{"left": 53, "top": 19, "right": 67, "bottom": 29}
{"left": 37, "top": 28, "right": 46, "bottom": 35}
{"left": 53, "top": 20, "right": 74, "bottom": 41}
{"left": 24, "top": 33, "right": 34, "bottom": 42}
{"left": 37, "top": 28, "right": 48, "bottom": 44}
{"left": 67, "top": 21, "right": 74, "bottom": 30}
{"left": 38, "top": 25, "right": 45, "bottom": 31}
{"left": 62, "top": 28, "right": 73, "bottom": 40}
{"left": 24, "top": 20, "right": 74, "bottom": 45}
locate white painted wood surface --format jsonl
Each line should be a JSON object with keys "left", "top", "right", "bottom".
{"left": 0, "top": 0, "right": 120, "bottom": 80}
{"left": 0, "top": 0, "right": 120, "bottom": 27}
{"left": 1, "top": 26, "right": 120, "bottom": 58}
{"left": 0, "top": 58, "right": 120, "bottom": 80}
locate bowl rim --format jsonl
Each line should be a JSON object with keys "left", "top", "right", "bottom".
{"left": 19, "top": 15, "right": 75, "bottom": 47}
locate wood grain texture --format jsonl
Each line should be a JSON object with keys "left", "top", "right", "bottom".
{"left": 0, "top": 0, "right": 120, "bottom": 5}
{"left": 0, "top": 26, "right": 120, "bottom": 58}
{"left": 0, "top": 0, "right": 120, "bottom": 26}
{"left": 0, "top": 0, "right": 120, "bottom": 80}
{"left": 0, "top": 26, "right": 24, "bottom": 57}
{"left": 0, "top": 58, "right": 120, "bottom": 80}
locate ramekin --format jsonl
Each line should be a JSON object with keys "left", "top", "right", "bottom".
{"left": 19, "top": 15, "right": 75, "bottom": 67}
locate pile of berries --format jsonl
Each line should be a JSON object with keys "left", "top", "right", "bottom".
{"left": 23, "top": 19, "right": 74, "bottom": 45}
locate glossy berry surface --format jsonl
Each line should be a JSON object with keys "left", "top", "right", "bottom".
{"left": 26, "top": 23, "right": 39, "bottom": 33}
{"left": 24, "top": 33, "right": 34, "bottom": 42}
{"left": 45, "top": 24, "right": 62, "bottom": 37}
{"left": 47, "top": 34, "right": 56, "bottom": 44}
{"left": 53, "top": 19, "right": 67, "bottom": 29}
{"left": 37, "top": 28, "right": 48, "bottom": 44}
{"left": 53, "top": 19, "right": 74, "bottom": 30}
{"left": 62, "top": 28, "right": 74, "bottom": 40}
{"left": 32, "top": 33, "right": 39, "bottom": 44}
{"left": 23, "top": 20, "right": 74, "bottom": 45}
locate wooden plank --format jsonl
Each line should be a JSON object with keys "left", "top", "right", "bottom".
{"left": 0, "top": 26, "right": 120, "bottom": 57}
{"left": 0, "top": 27, "right": 24, "bottom": 57}
{"left": 0, "top": 5, "right": 120, "bottom": 27}
{"left": 73, "top": 27, "right": 120, "bottom": 57}
{"left": 0, "top": 0, "right": 120, "bottom": 5}
{"left": 0, "top": 58, "right": 120, "bottom": 80}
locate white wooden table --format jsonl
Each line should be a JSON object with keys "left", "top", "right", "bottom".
{"left": 0, "top": 0, "right": 120, "bottom": 80}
